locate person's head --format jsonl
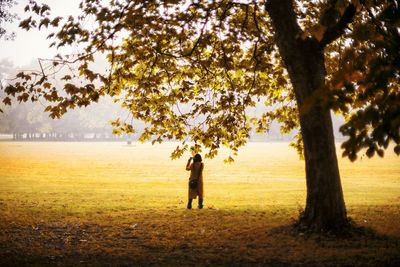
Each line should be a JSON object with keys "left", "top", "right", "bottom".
{"left": 193, "top": 154, "right": 202, "bottom": 163}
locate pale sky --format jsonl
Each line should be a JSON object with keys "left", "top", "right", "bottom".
{"left": 0, "top": 0, "right": 81, "bottom": 67}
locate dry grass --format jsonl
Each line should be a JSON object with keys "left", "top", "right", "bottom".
{"left": 0, "top": 141, "right": 399, "bottom": 266}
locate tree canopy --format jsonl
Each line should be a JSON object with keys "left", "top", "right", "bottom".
{"left": 1, "top": 0, "right": 399, "bottom": 161}
{"left": 2, "top": 0, "right": 400, "bottom": 231}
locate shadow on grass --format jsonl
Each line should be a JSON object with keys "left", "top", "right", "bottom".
{"left": 267, "top": 219, "right": 400, "bottom": 267}
{"left": 1, "top": 209, "right": 400, "bottom": 266}
{"left": 269, "top": 216, "right": 399, "bottom": 239}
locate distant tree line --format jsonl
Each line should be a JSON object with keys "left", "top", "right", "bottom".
{"left": 0, "top": 97, "right": 135, "bottom": 141}
{"left": 0, "top": 98, "right": 308, "bottom": 142}
{"left": 0, "top": 97, "right": 345, "bottom": 142}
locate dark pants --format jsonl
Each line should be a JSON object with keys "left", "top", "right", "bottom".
{"left": 187, "top": 198, "right": 203, "bottom": 209}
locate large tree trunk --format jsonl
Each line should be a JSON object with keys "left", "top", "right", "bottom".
{"left": 267, "top": 0, "right": 348, "bottom": 230}
{"left": 299, "top": 98, "right": 347, "bottom": 230}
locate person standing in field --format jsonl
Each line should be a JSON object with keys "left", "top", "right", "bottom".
{"left": 186, "top": 154, "right": 204, "bottom": 209}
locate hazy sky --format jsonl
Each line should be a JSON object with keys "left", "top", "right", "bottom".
{"left": 0, "top": 0, "right": 81, "bottom": 67}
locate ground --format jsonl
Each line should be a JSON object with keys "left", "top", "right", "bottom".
{"left": 0, "top": 142, "right": 399, "bottom": 266}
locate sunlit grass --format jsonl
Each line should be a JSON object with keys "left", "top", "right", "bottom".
{"left": 1, "top": 141, "right": 399, "bottom": 209}
{"left": 0, "top": 141, "right": 399, "bottom": 265}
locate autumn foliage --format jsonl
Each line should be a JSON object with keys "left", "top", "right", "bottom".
{"left": 1, "top": 0, "right": 399, "bottom": 230}
{"left": 1, "top": 0, "right": 398, "bottom": 160}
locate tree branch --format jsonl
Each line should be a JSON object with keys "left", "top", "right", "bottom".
{"left": 265, "top": 0, "right": 302, "bottom": 61}
{"left": 252, "top": 0, "right": 261, "bottom": 35}
{"left": 319, "top": 2, "right": 357, "bottom": 47}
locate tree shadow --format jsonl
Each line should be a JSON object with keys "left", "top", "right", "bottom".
{"left": 268, "top": 219, "right": 398, "bottom": 240}
{"left": 1, "top": 209, "right": 400, "bottom": 266}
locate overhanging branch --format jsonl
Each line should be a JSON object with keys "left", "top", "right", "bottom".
{"left": 319, "top": 2, "right": 357, "bottom": 47}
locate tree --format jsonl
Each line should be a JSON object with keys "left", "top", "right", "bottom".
{"left": 0, "top": 0, "right": 17, "bottom": 40}
{"left": 1, "top": 0, "right": 399, "bottom": 230}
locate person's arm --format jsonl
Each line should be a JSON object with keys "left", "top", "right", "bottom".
{"left": 186, "top": 157, "right": 193, "bottom": 171}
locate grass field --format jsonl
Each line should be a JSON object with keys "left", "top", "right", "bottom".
{"left": 0, "top": 141, "right": 399, "bottom": 266}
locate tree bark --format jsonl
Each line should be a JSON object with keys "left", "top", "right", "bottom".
{"left": 267, "top": 0, "right": 347, "bottom": 230}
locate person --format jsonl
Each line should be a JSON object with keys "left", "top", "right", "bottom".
{"left": 185, "top": 153, "right": 204, "bottom": 209}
